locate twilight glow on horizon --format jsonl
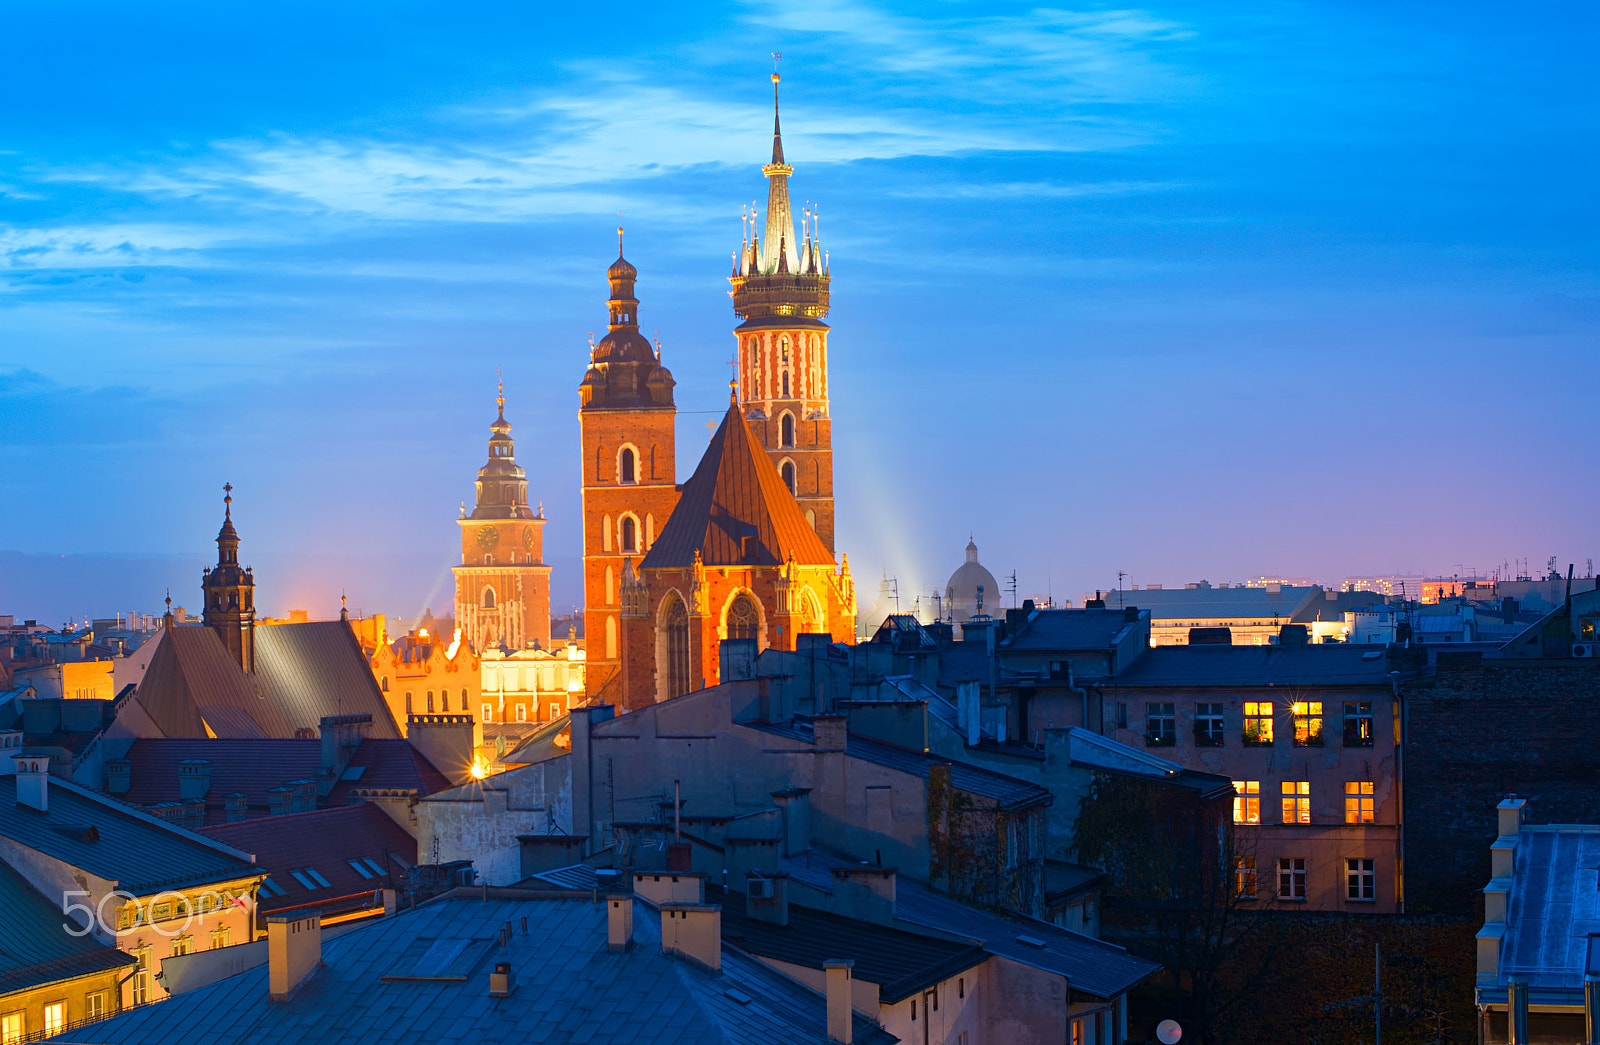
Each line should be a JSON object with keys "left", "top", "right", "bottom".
{"left": 1, "top": 0, "right": 1596, "bottom": 624}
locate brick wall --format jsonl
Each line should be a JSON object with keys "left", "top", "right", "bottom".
{"left": 1402, "top": 654, "right": 1600, "bottom": 914}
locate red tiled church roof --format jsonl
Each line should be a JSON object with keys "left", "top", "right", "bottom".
{"left": 643, "top": 395, "right": 835, "bottom": 569}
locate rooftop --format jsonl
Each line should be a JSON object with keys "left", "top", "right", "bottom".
{"left": 1001, "top": 608, "right": 1145, "bottom": 652}
{"left": 1494, "top": 826, "right": 1600, "bottom": 991}
{"left": 61, "top": 889, "right": 896, "bottom": 1045}
{"left": 0, "top": 856, "right": 134, "bottom": 996}
{"left": 1100, "top": 643, "right": 1402, "bottom": 688}
{"left": 1104, "top": 585, "right": 1319, "bottom": 621}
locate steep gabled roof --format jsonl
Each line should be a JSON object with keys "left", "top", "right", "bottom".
{"left": 134, "top": 627, "right": 286, "bottom": 738}
{"left": 643, "top": 397, "right": 834, "bottom": 569}
{"left": 253, "top": 621, "right": 401, "bottom": 739}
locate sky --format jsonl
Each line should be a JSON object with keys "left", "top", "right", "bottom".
{"left": 1, "top": 0, "right": 1597, "bottom": 626}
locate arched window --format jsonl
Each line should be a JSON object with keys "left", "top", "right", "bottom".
{"left": 806, "top": 508, "right": 817, "bottom": 529}
{"left": 605, "top": 566, "right": 615, "bottom": 605}
{"left": 781, "top": 336, "right": 790, "bottom": 363}
{"left": 606, "top": 616, "right": 618, "bottom": 659}
{"left": 406, "top": 692, "right": 413, "bottom": 714}
{"left": 482, "top": 587, "right": 496, "bottom": 609}
{"left": 482, "top": 703, "right": 493, "bottom": 723}
{"left": 621, "top": 516, "right": 637, "bottom": 553}
{"left": 663, "top": 595, "right": 690, "bottom": 701}
{"left": 380, "top": 676, "right": 389, "bottom": 692}
{"left": 726, "top": 593, "right": 760, "bottom": 643}
{"left": 620, "top": 447, "right": 636, "bottom": 484}
{"left": 781, "top": 460, "right": 796, "bottom": 494}
{"left": 782, "top": 371, "right": 790, "bottom": 398}
{"left": 646, "top": 514, "right": 655, "bottom": 549}
{"left": 781, "top": 413, "right": 795, "bottom": 448}
{"left": 440, "top": 692, "right": 449, "bottom": 712}
{"left": 602, "top": 515, "right": 612, "bottom": 552}
{"left": 426, "top": 691, "right": 435, "bottom": 713}
{"left": 462, "top": 688, "right": 469, "bottom": 706}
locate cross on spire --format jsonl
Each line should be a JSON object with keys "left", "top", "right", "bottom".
{"left": 496, "top": 369, "right": 504, "bottom": 414}
{"left": 223, "top": 482, "right": 233, "bottom": 519}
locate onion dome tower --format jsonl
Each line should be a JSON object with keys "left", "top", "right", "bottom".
{"left": 730, "top": 65, "right": 836, "bottom": 551}
{"left": 202, "top": 484, "right": 256, "bottom": 673}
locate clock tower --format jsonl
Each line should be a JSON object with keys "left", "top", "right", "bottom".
{"left": 453, "top": 387, "right": 552, "bottom": 653}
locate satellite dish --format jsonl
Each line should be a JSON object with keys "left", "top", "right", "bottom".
{"left": 1156, "top": 1020, "right": 1183, "bottom": 1044}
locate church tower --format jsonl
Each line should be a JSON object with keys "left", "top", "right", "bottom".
{"left": 730, "top": 69, "right": 835, "bottom": 551}
{"left": 453, "top": 388, "right": 552, "bottom": 653}
{"left": 202, "top": 484, "right": 256, "bottom": 673}
{"left": 579, "top": 237, "right": 679, "bottom": 699}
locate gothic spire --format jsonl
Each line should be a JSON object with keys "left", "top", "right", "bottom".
{"left": 759, "top": 65, "right": 798, "bottom": 276}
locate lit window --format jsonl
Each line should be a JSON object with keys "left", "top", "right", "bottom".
{"left": 1196, "top": 703, "right": 1224, "bottom": 746}
{"left": 1144, "top": 703, "right": 1176, "bottom": 747}
{"left": 549, "top": 703, "right": 562, "bottom": 720}
{"left": 1347, "top": 858, "right": 1376, "bottom": 901}
{"left": 1344, "top": 702, "right": 1374, "bottom": 746}
{"left": 43, "top": 1004, "right": 63, "bottom": 1037}
{"left": 482, "top": 703, "right": 493, "bottom": 722}
{"left": 1281, "top": 781, "right": 1310, "bottom": 824}
{"left": 1, "top": 1012, "right": 21, "bottom": 1044}
{"left": 1278, "top": 857, "right": 1307, "bottom": 900}
{"left": 1292, "top": 702, "right": 1324, "bottom": 746}
{"left": 1345, "top": 781, "right": 1375, "bottom": 823}
{"left": 1236, "top": 856, "right": 1257, "bottom": 897}
{"left": 516, "top": 704, "right": 527, "bottom": 722}
{"left": 1232, "top": 781, "right": 1260, "bottom": 824}
{"left": 1243, "top": 702, "right": 1274, "bottom": 745}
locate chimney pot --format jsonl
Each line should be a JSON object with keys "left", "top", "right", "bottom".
{"left": 489, "top": 961, "right": 512, "bottom": 998}
{"left": 13, "top": 754, "right": 48, "bottom": 812}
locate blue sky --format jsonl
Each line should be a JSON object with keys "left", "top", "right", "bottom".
{"left": 2, "top": 0, "right": 1596, "bottom": 625}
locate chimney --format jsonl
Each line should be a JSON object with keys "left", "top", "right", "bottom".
{"left": 1509, "top": 976, "right": 1529, "bottom": 1044}
{"left": 0, "top": 732, "right": 21, "bottom": 772}
{"left": 224, "top": 792, "right": 248, "bottom": 823}
{"left": 267, "top": 786, "right": 294, "bottom": 817}
{"left": 177, "top": 758, "right": 212, "bottom": 801}
{"left": 830, "top": 865, "right": 896, "bottom": 926}
{"left": 607, "top": 894, "right": 633, "bottom": 951}
{"left": 317, "top": 714, "right": 370, "bottom": 795}
{"left": 405, "top": 714, "right": 476, "bottom": 786}
{"left": 182, "top": 798, "right": 206, "bottom": 831}
{"left": 489, "top": 961, "right": 512, "bottom": 997}
{"left": 771, "top": 788, "right": 812, "bottom": 857}
{"left": 813, "top": 715, "right": 847, "bottom": 752}
{"left": 659, "top": 903, "right": 721, "bottom": 971}
{"left": 267, "top": 912, "right": 322, "bottom": 1001}
{"left": 105, "top": 758, "right": 131, "bottom": 794}
{"left": 13, "top": 754, "right": 48, "bottom": 812}
{"left": 824, "top": 959, "right": 854, "bottom": 1044}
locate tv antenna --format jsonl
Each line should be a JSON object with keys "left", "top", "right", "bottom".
{"left": 1006, "top": 571, "right": 1018, "bottom": 609}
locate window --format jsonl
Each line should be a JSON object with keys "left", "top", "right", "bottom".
{"left": 426, "top": 691, "right": 434, "bottom": 713}
{"left": 405, "top": 692, "right": 413, "bottom": 714}
{"left": 959, "top": 978, "right": 964, "bottom": 999}
{"left": 516, "top": 704, "right": 527, "bottom": 722}
{"left": 43, "top": 1004, "right": 63, "bottom": 1037}
{"left": 1236, "top": 856, "right": 1258, "bottom": 897}
{"left": 1232, "top": 780, "right": 1260, "bottom": 824}
{"left": 549, "top": 702, "right": 562, "bottom": 720}
{"left": 620, "top": 448, "right": 636, "bottom": 484}
{"left": 1292, "top": 701, "right": 1324, "bottom": 746}
{"left": 1345, "top": 781, "right": 1375, "bottom": 823}
{"left": 621, "top": 516, "right": 637, "bottom": 553}
{"left": 1196, "top": 703, "right": 1224, "bottom": 746}
{"left": 1347, "top": 858, "right": 1376, "bottom": 901}
{"left": 1071, "top": 1019, "right": 1084, "bottom": 1045}
{"left": 440, "top": 692, "right": 449, "bottom": 712}
{"left": 1281, "top": 781, "right": 1310, "bottom": 824}
{"left": 1344, "top": 702, "right": 1374, "bottom": 746}
{"left": 482, "top": 703, "right": 493, "bottom": 722}
{"left": 663, "top": 595, "right": 690, "bottom": 700}
{"left": 131, "top": 946, "right": 151, "bottom": 1005}
{"left": 1116, "top": 702, "right": 1127, "bottom": 729}
{"left": 781, "top": 460, "right": 796, "bottom": 494}
{"left": 1144, "top": 703, "right": 1175, "bottom": 746}
{"left": 482, "top": 587, "right": 496, "bottom": 609}
{"left": 86, "top": 991, "right": 107, "bottom": 1019}
{"left": 782, "top": 371, "right": 790, "bottom": 398}
{"left": 0, "top": 1012, "right": 20, "bottom": 1045}
{"left": 209, "top": 923, "right": 232, "bottom": 948}
{"left": 380, "top": 676, "right": 388, "bottom": 692}
{"left": 726, "top": 594, "right": 760, "bottom": 643}
{"left": 781, "top": 413, "right": 795, "bottom": 448}
{"left": 171, "top": 935, "right": 193, "bottom": 956}
{"left": 1278, "top": 857, "right": 1307, "bottom": 900}
{"left": 349, "top": 859, "right": 376, "bottom": 879}
{"left": 462, "top": 688, "right": 469, "bottom": 706}
{"left": 1243, "top": 701, "right": 1274, "bottom": 745}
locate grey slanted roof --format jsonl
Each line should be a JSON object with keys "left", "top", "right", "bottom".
{"left": 0, "top": 857, "right": 135, "bottom": 995}
{"left": 0, "top": 777, "right": 256, "bottom": 894}
{"left": 252, "top": 621, "right": 401, "bottom": 739}
{"left": 1494, "top": 826, "right": 1600, "bottom": 992}
{"left": 1002, "top": 609, "right": 1142, "bottom": 652}
{"left": 55, "top": 889, "right": 897, "bottom": 1045}
{"left": 1107, "top": 585, "right": 1318, "bottom": 620}
{"left": 1101, "top": 644, "right": 1400, "bottom": 688}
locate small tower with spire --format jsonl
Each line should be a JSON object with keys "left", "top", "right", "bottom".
{"left": 729, "top": 59, "right": 838, "bottom": 552}
{"left": 452, "top": 383, "right": 553, "bottom": 653}
{"left": 201, "top": 483, "right": 256, "bottom": 673}
{"left": 578, "top": 231, "right": 682, "bottom": 697}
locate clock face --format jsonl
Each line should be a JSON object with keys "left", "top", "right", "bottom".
{"left": 521, "top": 528, "right": 536, "bottom": 550}
{"left": 475, "top": 527, "right": 500, "bottom": 550}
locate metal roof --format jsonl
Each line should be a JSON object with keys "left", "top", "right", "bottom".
{"left": 1494, "top": 826, "right": 1600, "bottom": 991}
{"left": 0, "top": 776, "right": 256, "bottom": 895}
{"left": 58, "top": 890, "right": 896, "bottom": 1045}
{"left": 642, "top": 399, "right": 834, "bottom": 569}
{"left": 1002, "top": 609, "right": 1142, "bottom": 652}
{"left": 0, "top": 857, "right": 135, "bottom": 995}
{"left": 1100, "top": 644, "right": 1400, "bottom": 688}
{"left": 252, "top": 621, "right": 401, "bottom": 739}
{"left": 1105, "top": 585, "right": 1318, "bottom": 621}
{"left": 713, "top": 884, "right": 987, "bottom": 1003}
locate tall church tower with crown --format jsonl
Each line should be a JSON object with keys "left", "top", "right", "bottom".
{"left": 202, "top": 484, "right": 256, "bottom": 672}
{"left": 579, "top": 235, "right": 679, "bottom": 698}
{"left": 730, "top": 67, "right": 835, "bottom": 551}
{"left": 453, "top": 388, "right": 552, "bottom": 653}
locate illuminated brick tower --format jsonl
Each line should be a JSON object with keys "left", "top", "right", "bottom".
{"left": 453, "top": 388, "right": 552, "bottom": 652}
{"left": 579, "top": 237, "right": 679, "bottom": 698}
{"left": 730, "top": 68, "right": 835, "bottom": 551}
{"left": 202, "top": 484, "right": 256, "bottom": 672}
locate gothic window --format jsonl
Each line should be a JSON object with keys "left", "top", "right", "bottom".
{"left": 427, "top": 691, "right": 435, "bottom": 713}
{"left": 781, "top": 412, "right": 795, "bottom": 448}
{"left": 606, "top": 616, "right": 618, "bottom": 659}
{"left": 781, "top": 460, "right": 796, "bottom": 494}
{"left": 620, "top": 447, "right": 636, "bottom": 484}
{"left": 646, "top": 513, "right": 655, "bottom": 549}
{"left": 663, "top": 595, "right": 690, "bottom": 701}
{"left": 782, "top": 371, "right": 790, "bottom": 398}
{"left": 621, "top": 516, "right": 637, "bottom": 553}
{"left": 726, "top": 593, "right": 760, "bottom": 643}
{"left": 806, "top": 508, "right": 817, "bottom": 529}
{"left": 602, "top": 515, "right": 612, "bottom": 552}
{"left": 781, "top": 337, "right": 790, "bottom": 363}
{"left": 606, "top": 566, "right": 614, "bottom": 605}
{"left": 482, "top": 586, "right": 496, "bottom": 608}
{"left": 440, "top": 692, "right": 449, "bottom": 712}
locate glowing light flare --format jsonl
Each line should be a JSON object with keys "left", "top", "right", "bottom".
{"left": 469, "top": 759, "right": 489, "bottom": 780}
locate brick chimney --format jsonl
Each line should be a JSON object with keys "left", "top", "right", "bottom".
{"left": 267, "top": 912, "right": 321, "bottom": 1001}
{"left": 607, "top": 894, "right": 633, "bottom": 951}
{"left": 659, "top": 903, "right": 720, "bottom": 972}
{"left": 13, "top": 754, "right": 48, "bottom": 812}
{"left": 824, "top": 959, "right": 854, "bottom": 1044}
